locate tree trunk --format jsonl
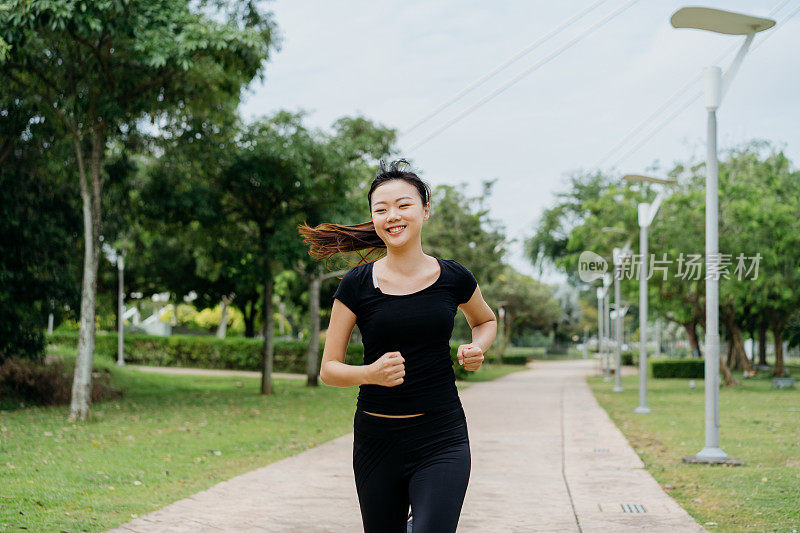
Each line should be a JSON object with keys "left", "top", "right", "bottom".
{"left": 306, "top": 267, "right": 321, "bottom": 387}
{"left": 720, "top": 352, "right": 735, "bottom": 386}
{"left": 261, "top": 264, "right": 275, "bottom": 395}
{"left": 493, "top": 310, "right": 511, "bottom": 363}
{"left": 772, "top": 326, "right": 786, "bottom": 377}
{"left": 727, "top": 319, "right": 751, "bottom": 373}
{"left": 69, "top": 126, "right": 104, "bottom": 421}
{"left": 725, "top": 338, "right": 734, "bottom": 369}
{"left": 758, "top": 321, "right": 768, "bottom": 366}
{"left": 244, "top": 299, "right": 255, "bottom": 338}
{"left": 216, "top": 297, "right": 231, "bottom": 339}
{"left": 683, "top": 322, "right": 702, "bottom": 358}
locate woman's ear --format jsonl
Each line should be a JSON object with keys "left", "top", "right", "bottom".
{"left": 424, "top": 202, "right": 431, "bottom": 220}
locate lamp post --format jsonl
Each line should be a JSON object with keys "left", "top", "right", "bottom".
{"left": 596, "top": 287, "right": 605, "bottom": 375}
{"left": 612, "top": 246, "right": 631, "bottom": 392}
{"left": 603, "top": 274, "right": 612, "bottom": 381}
{"left": 116, "top": 253, "right": 126, "bottom": 366}
{"left": 602, "top": 228, "right": 630, "bottom": 391}
{"left": 623, "top": 174, "right": 677, "bottom": 414}
{"left": 671, "top": 6, "right": 774, "bottom": 462}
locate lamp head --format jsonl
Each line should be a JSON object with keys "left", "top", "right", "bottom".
{"left": 670, "top": 7, "right": 775, "bottom": 35}
{"left": 623, "top": 174, "right": 678, "bottom": 185}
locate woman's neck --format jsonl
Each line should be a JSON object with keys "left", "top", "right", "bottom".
{"left": 382, "top": 246, "right": 429, "bottom": 275}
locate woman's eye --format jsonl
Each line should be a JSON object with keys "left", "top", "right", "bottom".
{"left": 401, "top": 204, "right": 410, "bottom": 208}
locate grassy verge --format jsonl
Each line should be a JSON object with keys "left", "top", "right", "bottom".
{"left": 588, "top": 372, "right": 800, "bottom": 532}
{"left": 1, "top": 347, "right": 524, "bottom": 532}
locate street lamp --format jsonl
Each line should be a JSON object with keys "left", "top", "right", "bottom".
{"left": 671, "top": 6, "right": 774, "bottom": 462}
{"left": 623, "top": 174, "right": 677, "bottom": 414}
{"left": 612, "top": 245, "right": 632, "bottom": 392}
{"left": 596, "top": 276, "right": 612, "bottom": 381}
{"left": 596, "top": 286, "right": 605, "bottom": 376}
{"left": 602, "top": 273, "right": 612, "bottom": 382}
{"left": 602, "top": 228, "right": 631, "bottom": 391}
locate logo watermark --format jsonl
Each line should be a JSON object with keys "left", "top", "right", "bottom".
{"left": 577, "top": 252, "right": 762, "bottom": 281}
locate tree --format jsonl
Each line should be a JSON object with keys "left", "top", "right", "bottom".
{"left": 1, "top": 0, "right": 278, "bottom": 419}
{"left": 486, "top": 266, "right": 561, "bottom": 358}
{"left": 0, "top": 93, "right": 81, "bottom": 360}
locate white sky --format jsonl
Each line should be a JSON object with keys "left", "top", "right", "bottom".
{"left": 239, "top": 0, "right": 800, "bottom": 284}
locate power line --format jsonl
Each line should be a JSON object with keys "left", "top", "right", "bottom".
{"left": 401, "top": 0, "right": 609, "bottom": 137}
{"left": 594, "top": 0, "right": 793, "bottom": 168}
{"left": 608, "top": 1, "right": 800, "bottom": 169}
{"left": 404, "top": 0, "right": 642, "bottom": 154}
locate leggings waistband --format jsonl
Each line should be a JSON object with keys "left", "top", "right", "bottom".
{"left": 354, "top": 405, "right": 466, "bottom": 440}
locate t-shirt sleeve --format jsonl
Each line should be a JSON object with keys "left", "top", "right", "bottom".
{"left": 451, "top": 260, "right": 478, "bottom": 304}
{"left": 332, "top": 269, "right": 360, "bottom": 314}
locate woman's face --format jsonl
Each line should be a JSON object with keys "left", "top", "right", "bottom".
{"left": 370, "top": 179, "right": 430, "bottom": 249}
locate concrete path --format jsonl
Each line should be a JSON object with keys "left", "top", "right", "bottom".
{"left": 110, "top": 360, "right": 704, "bottom": 532}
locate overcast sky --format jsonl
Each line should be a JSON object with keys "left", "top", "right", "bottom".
{"left": 239, "top": 0, "right": 799, "bottom": 284}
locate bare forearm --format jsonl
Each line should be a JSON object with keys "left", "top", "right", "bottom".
{"left": 471, "top": 319, "right": 497, "bottom": 353}
{"left": 320, "top": 360, "right": 372, "bottom": 388}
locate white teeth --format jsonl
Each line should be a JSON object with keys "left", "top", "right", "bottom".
{"left": 388, "top": 226, "right": 406, "bottom": 234}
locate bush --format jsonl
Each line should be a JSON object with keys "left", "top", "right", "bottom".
{"left": 48, "top": 333, "right": 480, "bottom": 380}
{"left": 501, "top": 354, "right": 528, "bottom": 365}
{"left": 651, "top": 358, "right": 705, "bottom": 378}
{"left": 621, "top": 350, "right": 637, "bottom": 366}
{"left": 0, "top": 357, "right": 123, "bottom": 408}
{"left": 48, "top": 332, "right": 350, "bottom": 374}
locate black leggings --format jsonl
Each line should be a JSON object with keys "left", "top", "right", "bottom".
{"left": 352, "top": 405, "right": 471, "bottom": 533}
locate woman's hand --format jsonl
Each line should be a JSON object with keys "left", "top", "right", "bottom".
{"left": 367, "top": 351, "right": 405, "bottom": 387}
{"left": 457, "top": 344, "right": 485, "bottom": 371}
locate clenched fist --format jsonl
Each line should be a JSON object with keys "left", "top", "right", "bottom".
{"left": 367, "top": 351, "right": 406, "bottom": 387}
{"left": 457, "top": 344, "right": 484, "bottom": 371}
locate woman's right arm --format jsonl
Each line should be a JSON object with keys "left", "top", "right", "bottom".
{"left": 319, "top": 299, "right": 373, "bottom": 387}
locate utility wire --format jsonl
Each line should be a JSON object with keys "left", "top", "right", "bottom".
{"left": 404, "top": 0, "right": 642, "bottom": 154}
{"left": 612, "top": 2, "right": 800, "bottom": 168}
{"left": 402, "top": 0, "right": 609, "bottom": 137}
{"left": 595, "top": 0, "right": 792, "bottom": 167}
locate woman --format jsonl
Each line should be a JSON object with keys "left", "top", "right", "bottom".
{"left": 299, "top": 159, "right": 497, "bottom": 532}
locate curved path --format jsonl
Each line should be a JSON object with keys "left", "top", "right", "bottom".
{"left": 110, "top": 359, "right": 704, "bottom": 532}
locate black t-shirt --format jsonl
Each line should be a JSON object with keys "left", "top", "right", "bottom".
{"left": 332, "top": 256, "right": 478, "bottom": 415}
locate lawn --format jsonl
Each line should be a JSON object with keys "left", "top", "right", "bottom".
{"left": 588, "top": 371, "right": 800, "bottom": 532}
{"left": 0, "top": 347, "right": 524, "bottom": 532}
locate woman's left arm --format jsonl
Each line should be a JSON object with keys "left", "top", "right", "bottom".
{"left": 457, "top": 284, "right": 497, "bottom": 371}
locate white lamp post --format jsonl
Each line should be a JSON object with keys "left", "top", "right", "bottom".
{"left": 671, "top": 6, "right": 774, "bottom": 462}
{"left": 612, "top": 245, "right": 632, "bottom": 392}
{"left": 603, "top": 273, "right": 612, "bottom": 382}
{"left": 624, "top": 174, "right": 677, "bottom": 414}
{"left": 597, "top": 286, "right": 605, "bottom": 373}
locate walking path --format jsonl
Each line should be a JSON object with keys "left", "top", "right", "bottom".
{"left": 110, "top": 359, "right": 704, "bottom": 532}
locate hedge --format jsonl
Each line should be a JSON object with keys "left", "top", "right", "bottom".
{"left": 501, "top": 354, "right": 528, "bottom": 365}
{"left": 621, "top": 350, "right": 637, "bottom": 366}
{"left": 47, "top": 332, "right": 474, "bottom": 378}
{"left": 651, "top": 358, "right": 705, "bottom": 378}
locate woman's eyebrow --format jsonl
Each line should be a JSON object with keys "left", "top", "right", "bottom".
{"left": 373, "top": 196, "right": 414, "bottom": 206}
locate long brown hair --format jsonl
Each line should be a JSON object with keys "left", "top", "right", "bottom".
{"left": 297, "top": 159, "right": 431, "bottom": 266}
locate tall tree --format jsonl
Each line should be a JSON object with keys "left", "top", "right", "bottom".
{"left": 0, "top": 0, "right": 277, "bottom": 419}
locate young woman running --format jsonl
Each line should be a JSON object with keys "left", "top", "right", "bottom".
{"left": 299, "top": 159, "right": 497, "bottom": 532}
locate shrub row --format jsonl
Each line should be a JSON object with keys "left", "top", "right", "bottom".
{"left": 651, "top": 358, "right": 705, "bottom": 378}
{"left": 48, "top": 333, "right": 478, "bottom": 378}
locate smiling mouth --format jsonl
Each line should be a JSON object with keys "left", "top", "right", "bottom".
{"left": 387, "top": 225, "right": 406, "bottom": 235}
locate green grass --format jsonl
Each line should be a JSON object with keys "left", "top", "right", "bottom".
{"left": 588, "top": 373, "right": 800, "bottom": 532}
{"left": 1, "top": 347, "right": 525, "bottom": 532}
{"left": 459, "top": 361, "right": 525, "bottom": 382}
